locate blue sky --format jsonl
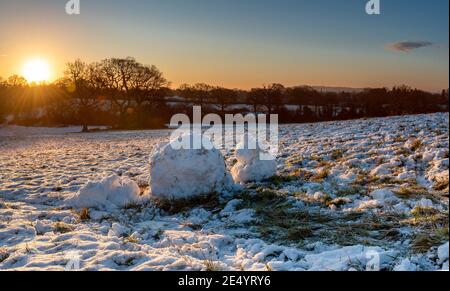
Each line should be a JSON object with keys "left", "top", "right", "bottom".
{"left": 0, "top": 0, "right": 448, "bottom": 91}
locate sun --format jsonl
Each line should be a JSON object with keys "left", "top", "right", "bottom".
{"left": 22, "top": 59, "right": 51, "bottom": 83}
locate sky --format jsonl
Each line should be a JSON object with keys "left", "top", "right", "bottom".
{"left": 0, "top": 0, "right": 448, "bottom": 92}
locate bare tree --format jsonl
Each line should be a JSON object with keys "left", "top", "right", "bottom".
{"left": 6, "top": 75, "right": 28, "bottom": 87}
{"left": 178, "top": 83, "right": 214, "bottom": 107}
{"left": 211, "top": 87, "right": 236, "bottom": 116}
{"left": 248, "top": 88, "right": 262, "bottom": 114}
{"left": 129, "top": 64, "right": 168, "bottom": 107}
{"left": 97, "top": 57, "right": 168, "bottom": 127}
{"left": 61, "top": 59, "right": 100, "bottom": 132}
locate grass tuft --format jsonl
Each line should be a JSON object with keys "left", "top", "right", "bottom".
{"left": 0, "top": 248, "right": 9, "bottom": 263}
{"left": 54, "top": 222, "right": 74, "bottom": 234}
{"left": 410, "top": 139, "right": 423, "bottom": 152}
{"left": 78, "top": 208, "right": 90, "bottom": 221}
{"left": 154, "top": 193, "right": 222, "bottom": 214}
{"left": 433, "top": 176, "right": 449, "bottom": 192}
{"left": 411, "top": 233, "right": 441, "bottom": 253}
{"left": 203, "top": 259, "right": 222, "bottom": 271}
{"left": 311, "top": 168, "right": 330, "bottom": 182}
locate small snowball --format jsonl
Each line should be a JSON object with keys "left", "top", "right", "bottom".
{"left": 231, "top": 135, "right": 276, "bottom": 183}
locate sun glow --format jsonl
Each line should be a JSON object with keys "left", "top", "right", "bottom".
{"left": 22, "top": 59, "right": 51, "bottom": 83}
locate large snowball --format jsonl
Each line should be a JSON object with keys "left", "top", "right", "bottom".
{"left": 149, "top": 134, "right": 233, "bottom": 200}
{"left": 231, "top": 135, "right": 277, "bottom": 183}
{"left": 67, "top": 175, "right": 144, "bottom": 210}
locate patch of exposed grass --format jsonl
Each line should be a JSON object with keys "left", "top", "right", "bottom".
{"left": 331, "top": 149, "right": 344, "bottom": 160}
{"left": 124, "top": 233, "right": 140, "bottom": 244}
{"left": 393, "top": 185, "right": 428, "bottom": 199}
{"left": 139, "top": 184, "right": 149, "bottom": 196}
{"left": 113, "top": 255, "right": 138, "bottom": 267}
{"left": 410, "top": 139, "right": 423, "bottom": 152}
{"left": 153, "top": 229, "right": 164, "bottom": 241}
{"left": 411, "top": 233, "right": 442, "bottom": 253}
{"left": 237, "top": 190, "right": 317, "bottom": 243}
{"left": 352, "top": 172, "right": 380, "bottom": 186}
{"left": 203, "top": 259, "right": 222, "bottom": 271}
{"left": 335, "top": 185, "right": 364, "bottom": 197}
{"left": 78, "top": 208, "right": 90, "bottom": 221}
{"left": 154, "top": 193, "right": 223, "bottom": 214}
{"left": 290, "top": 169, "right": 314, "bottom": 181}
{"left": 317, "top": 160, "right": 331, "bottom": 168}
{"left": 264, "top": 263, "right": 273, "bottom": 272}
{"left": 396, "top": 147, "right": 412, "bottom": 157}
{"left": 403, "top": 205, "right": 449, "bottom": 253}
{"left": 0, "top": 248, "right": 9, "bottom": 263}
{"left": 311, "top": 168, "right": 330, "bottom": 182}
{"left": 267, "top": 175, "right": 296, "bottom": 187}
{"left": 411, "top": 206, "right": 440, "bottom": 218}
{"left": 317, "top": 211, "right": 405, "bottom": 247}
{"left": 182, "top": 222, "right": 202, "bottom": 231}
{"left": 393, "top": 135, "right": 406, "bottom": 143}
{"left": 433, "top": 176, "right": 449, "bottom": 192}
{"left": 284, "top": 226, "right": 314, "bottom": 241}
{"left": 54, "top": 222, "right": 74, "bottom": 234}
{"left": 326, "top": 197, "right": 351, "bottom": 208}
{"left": 406, "top": 207, "right": 448, "bottom": 227}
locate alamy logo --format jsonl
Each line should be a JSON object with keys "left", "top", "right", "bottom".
{"left": 66, "top": 0, "right": 80, "bottom": 15}
{"left": 366, "top": 0, "right": 381, "bottom": 15}
{"left": 169, "top": 106, "right": 279, "bottom": 161}
{"left": 66, "top": 1, "right": 380, "bottom": 16}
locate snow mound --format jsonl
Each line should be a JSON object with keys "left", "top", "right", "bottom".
{"left": 393, "top": 258, "right": 418, "bottom": 271}
{"left": 304, "top": 245, "right": 397, "bottom": 271}
{"left": 66, "top": 175, "right": 144, "bottom": 210}
{"left": 438, "top": 242, "right": 449, "bottom": 264}
{"left": 149, "top": 134, "right": 233, "bottom": 200}
{"left": 231, "top": 135, "right": 277, "bottom": 183}
{"left": 370, "top": 188, "right": 398, "bottom": 203}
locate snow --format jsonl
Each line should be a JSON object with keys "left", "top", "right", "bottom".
{"left": 0, "top": 125, "right": 108, "bottom": 137}
{"left": 370, "top": 188, "right": 397, "bottom": 203}
{"left": 438, "top": 242, "right": 449, "bottom": 264}
{"left": 148, "top": 134, "right": 234, "bottom": 200}
{"left": 228, "top": 209, "right": 256, "bottom": 224}
{"left": 66, "top": 175, "right": 145, "bottom": 210}
{"left": 0, "top": 113, "right": 448, "bottom": 271}
{"left": 304, "top": 245, "right": 397, "bottom": 271}
{"left": 393, "top": 258, "right": 418, "bottom": 271}
{"left": 231, "top": 135, "right": 277, "bottom": 183}
{"left": 108, "top": 223, "right": 131, "bottom": 238}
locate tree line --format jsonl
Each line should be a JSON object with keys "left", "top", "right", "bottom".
{"left": 0, "top": 57, "right": 448, "bottom": 130}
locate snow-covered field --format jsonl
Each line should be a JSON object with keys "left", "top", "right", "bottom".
{"left": 0, "top": 113, "right": 448, "bottom": 271}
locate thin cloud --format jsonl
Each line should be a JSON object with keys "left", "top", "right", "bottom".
{"left": 386, "top": 41, "right": 434, "bottom": 53}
